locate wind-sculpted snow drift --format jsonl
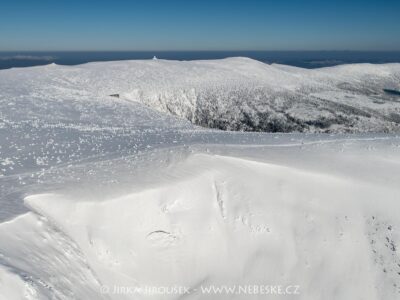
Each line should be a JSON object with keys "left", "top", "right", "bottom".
{"left": 0, "top": 59, "right": 400, "bottom": 299}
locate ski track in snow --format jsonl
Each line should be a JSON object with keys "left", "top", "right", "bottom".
{"left": 0, "top": 58, "right": 400, "bottom": 299}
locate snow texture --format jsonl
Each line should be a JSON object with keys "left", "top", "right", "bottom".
{"left": 0, "top": 58, "right": 400, "bottom": 299}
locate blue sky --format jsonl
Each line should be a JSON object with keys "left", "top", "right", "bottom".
{"left": 0, "top": 0, "right": 399, "bottom": 51}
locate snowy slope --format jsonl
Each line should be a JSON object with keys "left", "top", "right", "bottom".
{"left": 0, "top": 59, "right": 400, "bottom": 299}
{"left": 1, "top": 139, "right": 400, "bottom": 300}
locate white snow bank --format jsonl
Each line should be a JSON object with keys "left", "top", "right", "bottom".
{"left": 1, "top": 147, "right": 400, "bottom": 299}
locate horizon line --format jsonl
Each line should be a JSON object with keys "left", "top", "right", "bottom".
{"left": 2, "top": 50, "right": 400, "bottom": 53}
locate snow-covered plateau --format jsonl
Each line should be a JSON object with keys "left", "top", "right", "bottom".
{"left": 0, "top": 58, "right": 400, "bottom": 299}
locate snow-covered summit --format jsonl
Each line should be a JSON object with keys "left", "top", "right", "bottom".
{"left": 1, "top": 57, "right": 400, "bottom": 133}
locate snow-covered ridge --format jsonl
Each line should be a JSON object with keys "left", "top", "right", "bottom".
{"left": 1, "top": 57, "right": 400, "bottom": 133}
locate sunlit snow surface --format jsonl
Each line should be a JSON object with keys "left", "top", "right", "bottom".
{"left": 0, "top": 59, "right": 400, "bottom": 299}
